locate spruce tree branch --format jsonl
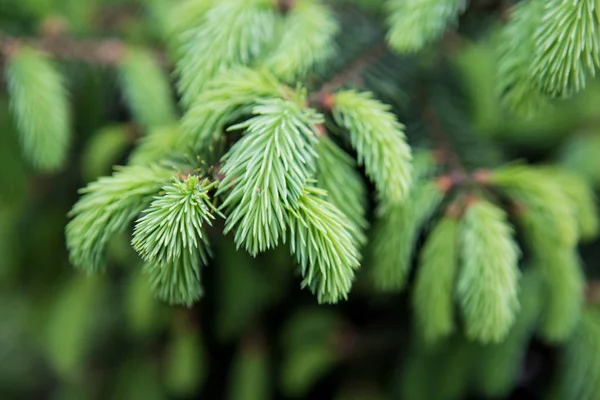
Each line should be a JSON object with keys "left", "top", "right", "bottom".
{"left": 0, "top": 32, "right": 166, "bottom": 66}
{"left": 313, "top": 40, "right": 387, "bottom": 107}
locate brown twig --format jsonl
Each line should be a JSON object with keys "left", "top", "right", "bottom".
{"left": 0, "top": 32, "right": 167, "bottom": 66}
{"left": 313, "top": 41, "right": 388, "bottom": 109}
{"left": 421, "top": 103, "right": 464, "bottom": 173}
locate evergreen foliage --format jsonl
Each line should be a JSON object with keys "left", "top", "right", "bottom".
{"left": 6, "top": 47, "right": 70, "bottom": 171}
{"left": 413, "top": 215, "right": 459, "bottom": 344}
{"left": 457, "top": 198, "right": 521, "bottom": 343}
{"left": 217, "top": 98, "right": 320, "bottom": 256}
{"left": 4, "top": 0, "right": 600, "bottom": 397}
{"left": 332, "top": 89, "right": 412, "bottom": 204}
{"left": 118, "top": 49, "right": 177, "bottom": 128}
{"left": 387, "top": 0, "right": 466, "bottom": 53}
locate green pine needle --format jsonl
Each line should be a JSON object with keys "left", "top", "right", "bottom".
{"left": 557, "top": 307, "right": 600, "bottom": 400}
{"left": 128, "top": 125, "right": 180, "bottom": 166}
{"left": 315, "top": 136, "right": 368, "bottom": 246}
{"left": 6, "top": 47, "right": 70, "bottom": 171}
{"left": 537, "top": 166, "right": 598, "bottom": 242}
{"left": 217, "top": 98, "right": 321, "bottom": 256}
{"left": 386, "top": 0, "right": 466, "bottom": 53}
{"left": 264, "top": 0, "right": 338, "bottom": 82}
{"left": 458, "top": 199, "right": 521, "bottom": 344}
{"left": 179, "top": 67, "right": 289, "bottom": 153}
{"left": 176, "top": 0, "right": 277, "bottom": 107}
{"left": 496, "top": 0, "right": 549, "bottom": 117}
{"left": 66, "top": 165, "right": 174, "bottom": 272}
{"left": 144, "top": 250, "right": 204, "bottom": 307}
{"left": 332, "top": 90, "right": 412, "bottom": 205}
{"left": 370, "top": 180, "right": 444, "bottom": 292}
{"left": 413, "top": 216, "right": 459, "bottom": 344}
{"left": 132, "top": 176, "right": 218, "bottom": 266}
{"left": 119, "top": 49, "right": 177, "bottom": 127}
{"left": 491, "top": 165, "right": 578, "bottom": 247}
{"left": 536, "top": 248, "right": 584, "bottom": 342}
{"left": 532, "top": 0, "right": 600, "bottom": 98}
{"left": 288, "top": 186, "right": 360, "bottom": 304}
{"left": 477, "top": 269, "right": 543, "bottom": 398}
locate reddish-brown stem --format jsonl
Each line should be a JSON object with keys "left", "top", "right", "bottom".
{"left": 0, "top": 32, "right": 166, "bottom": 66}
{"left": 313, "top": 41, "right": 388, "bottom": 110}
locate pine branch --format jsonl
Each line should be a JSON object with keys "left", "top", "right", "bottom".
{"left": 0, "top": 31, "right": 165, "bottom": 66}
{"left": 331, "top": 89, "right": 412, "bottom": 204}
{"left": 66, "top": 165, "right": 174, "bottom": 272}
{"left": 5, "top": 47, "right": 70, "bottom": 171}
{"left": 288, "top": 186, "right": 360, "bottom": 304}
{"left": 413, "top": 215, "right": 459, "bottom": 344}
{"left": 386, "top": 0, "right": 466, "bottom": 53}
{"left": 457, "top": 197, "right": 521, "bottom": 343}
{"left": 217, "top": 97, "right": 321, "bottom": 256}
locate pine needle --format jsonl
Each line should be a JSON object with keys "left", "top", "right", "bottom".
{"left": 288, "top": 186, "right": 360, "bottom": 304}
{"left": 6, "top": 47, "right": 70, "bottom": 171}
{"left": 457, "top": 199, "right": 521, "bottom": 343}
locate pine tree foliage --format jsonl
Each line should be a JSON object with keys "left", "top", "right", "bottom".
{"left": 315, "top": 135, "right": 367, "bottom": 246}
{"left": 132, "top": 176, "right": 218, "bottom": 267}
{"left": 128, "top": 125, "right": 180, "bottom": 166}
{"left": 179, "top": 68, "right": 289, "bottom": 153}
{"left": 66, "top": 165, "right": 174, "bottom": 272}
{"left": 557, "top": 307, "right": 600, "bottom": 400}
{"left": 264, "top": 0, "right": 338, "bottom": 82}
{"left": 288, "top": 186, "right": 360, "bottom": 304}
{"left": 532, "top": 0, "right": 600, "bottom": 98}
{"left": 477, "top": 269, "right": 542, "bottom": 398}
{"left": 490, "top": 165, "right": 584, "bottom": 341}
{"left": 217, "top": 98, "right": 321, "bottom": 256}
{"left": 413, "top": 216, "right": 459, "bottom": 344}
{"left": 176, "top": 0, "right": 277, "bottom": 107}
{"left": 538, "top": 166, "right": 599, "bottom": 241}
{"left": 386, "top": 0, "right": 466, "bottom": 53}
{"left": 496, "top": 0, "right": 549, "bottom": 117}
{"left": 370, "top": 179, "right": 444, "bottom": 292}
{"left": 332, "top": 90, "right": 412, "bottom": 205}
{"left": 457, "top": 199, "right": 521, "bottom": 343}
{"left": 118, "top": 49, "right": 177, "bottom": 128}
{"left": 6, "top": 47, "right": 70, "bottom": 171}
{"left": 143, "top": 250, "right": 204, "bottom": 307}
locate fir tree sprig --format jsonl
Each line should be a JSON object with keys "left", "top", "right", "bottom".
{"left": 176, "top": 0, "right": 277, "bottom": 107}
{"left": 288, "top": 186, "right": 360, "bottom": 304}
{"left": 496, "top": 0, "right": 549, "bottom": 116}
{"left": 132, "top": 176, "right": 220, "bottom": 306}
{"left": 386, "top": 0, "right": 466, "bottom": 53}
{"left": 217, "top": 98, "right": 321, "bottom": 256}
{"left": 6, "top": 47, "right": 70, "bottom": 171}
{"left": 264, "top": 0, "right": 338, "bottom": 82}
{"left": 132, "top": 176, "right": 219, "bottom": 266}
{"left": 490, "top": 165, "right": 584, "bottom": 342}
{"left": 477, "top": 269, "right": 543, "bottom": 398}
{"left": 331, "top": 89, "right": 412, "bottom": 205}
{"left": 314, "top": 135, "right": 367, "bottom": 246}
{"left": 532, "top": 0, "right": 600, "bottom": 98}
{"left": 144, "top": 250, "right": 204, "bottom": 307}
{"left": 413, "top": 215, "right": 460, "bottom": 344}
{"left": 370, "top": 179, "right": 444, "bottom": 292}
{"left": 179, "top": 67, "right": 289, "bottom": 154}
{"left": 557, "top": 307, "right": 600, "bottom": 400}
{"left": 66, "top": 165, "right": 174, "bottom": 272}
{"left": 118, "top": 48, "right": 177, "bottom": 128}
{"left": 457, "top": 198, "right": 521, "bottom": 343}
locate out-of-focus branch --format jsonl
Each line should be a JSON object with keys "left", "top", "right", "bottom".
{"left": 0, "top": 31, "right": 166, "bottom": 66}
